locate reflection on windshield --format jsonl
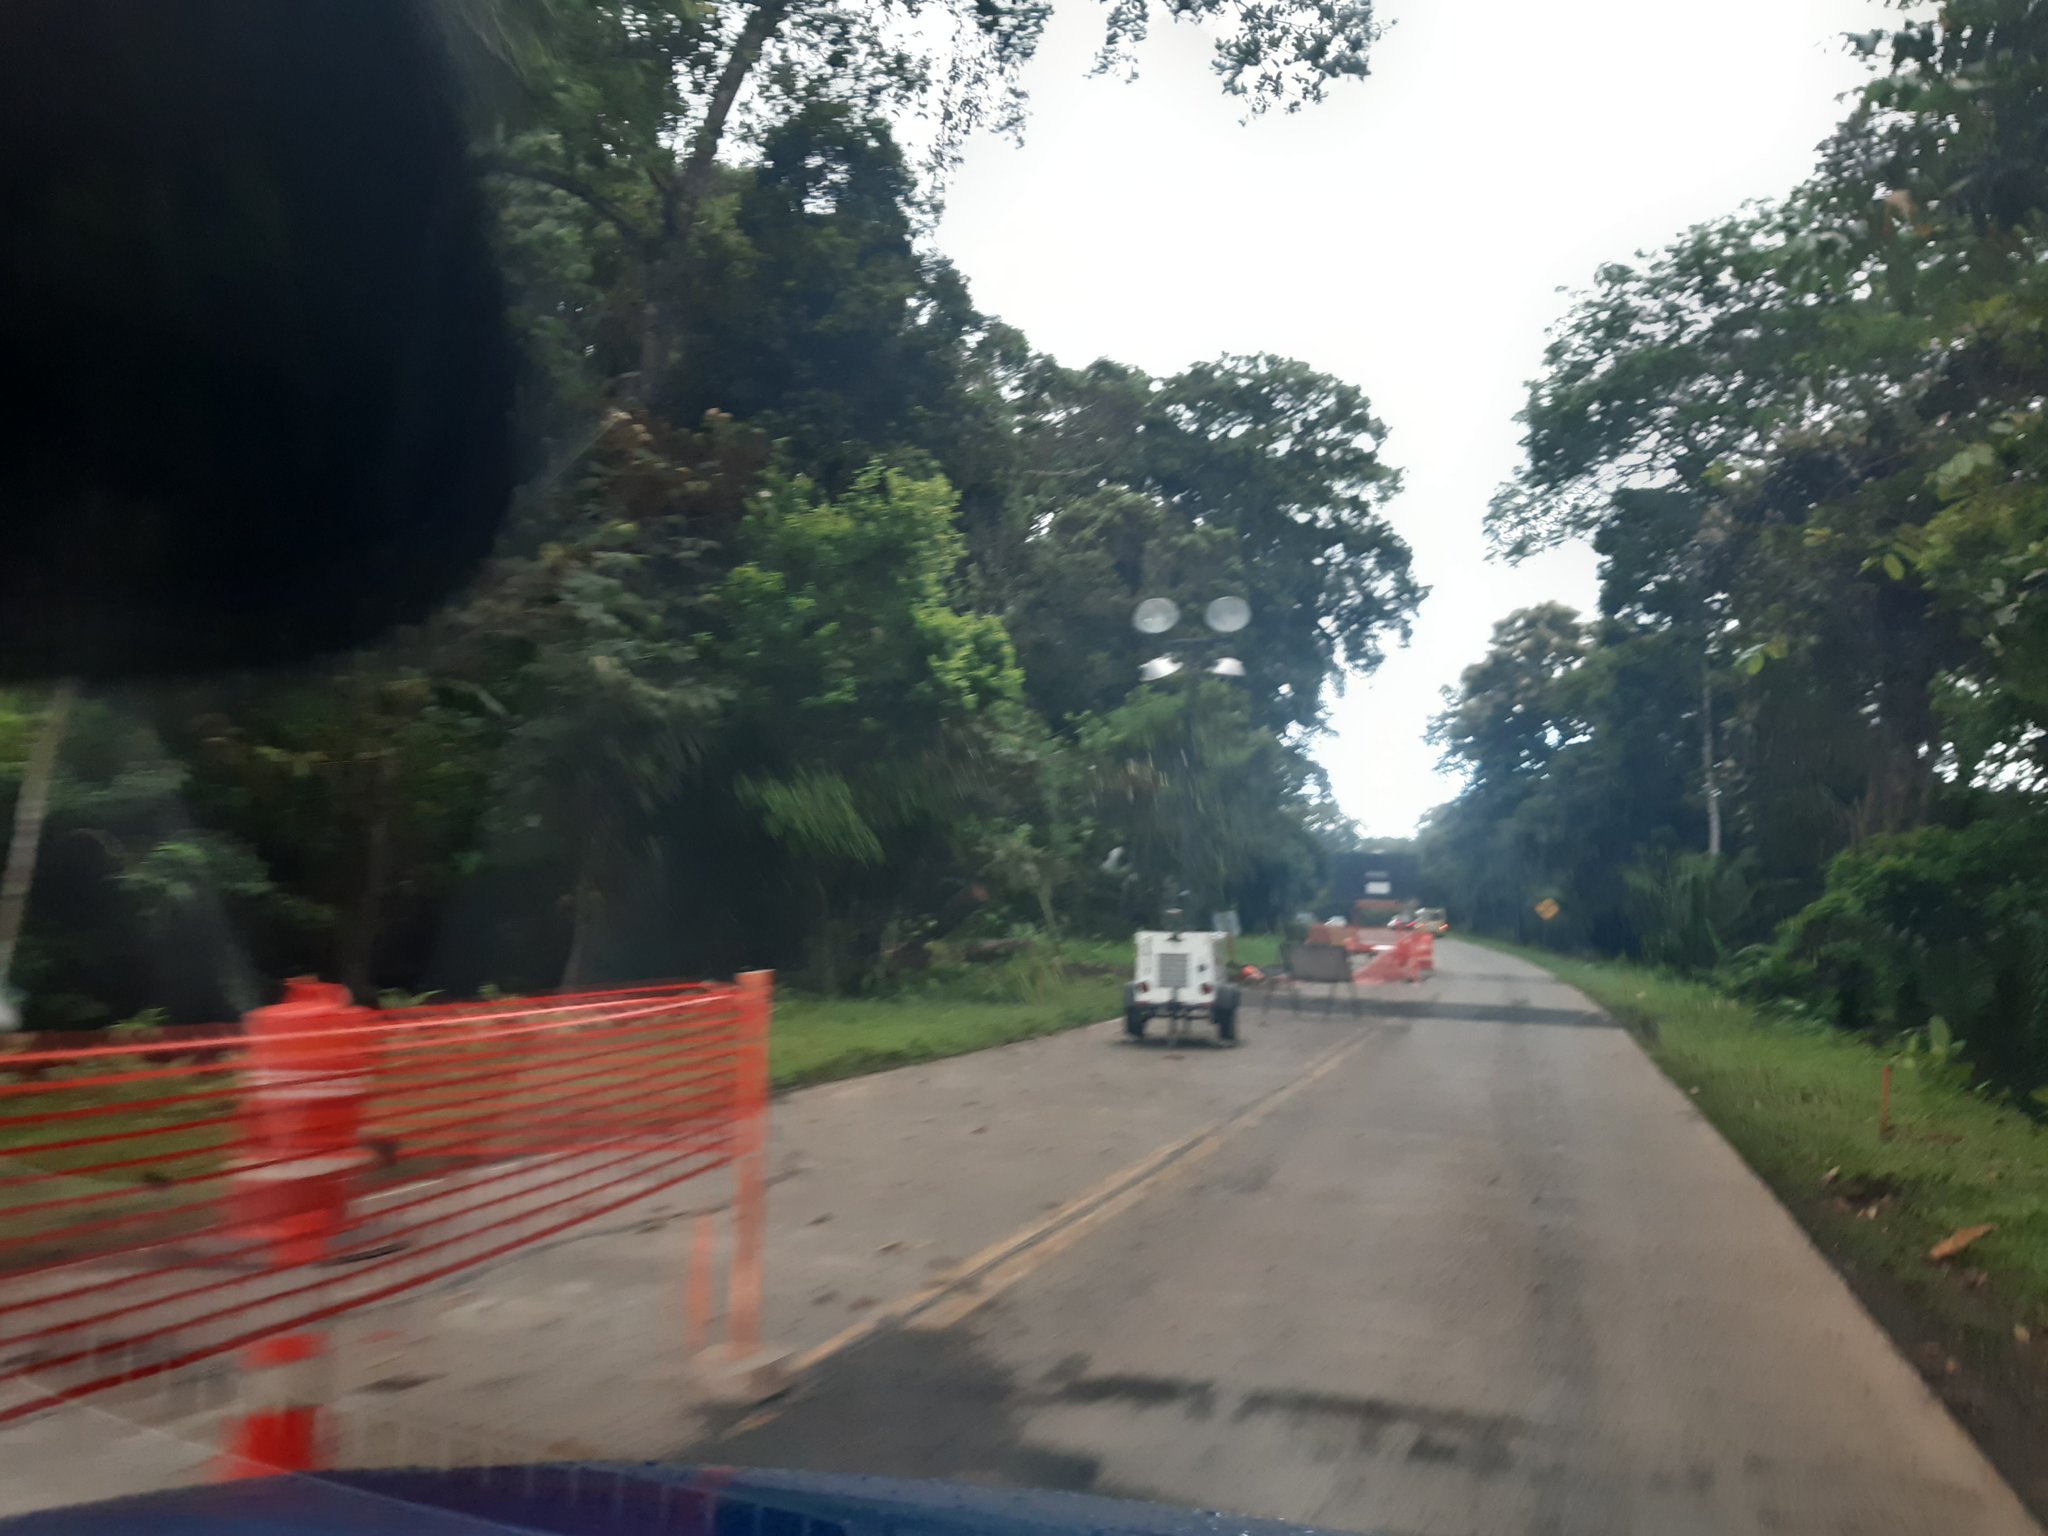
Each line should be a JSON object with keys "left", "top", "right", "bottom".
{"left": 5, "top": 3, "right": 2048, "bottom": 1535}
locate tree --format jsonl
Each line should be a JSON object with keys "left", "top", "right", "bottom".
{"left": 0, "top": 681, "right": 74, "bottom": 1026}
{"left": 1429, "top": 0, "right": 2048, "bottom": 1096}
{"left": 1054, "top": 680, "right": 1325, "bottom": 932}
{"left": 685, "top": 463, "right": 1022, "bottom": 986}
{"left": 1431, "top": 604, "right": 1589, "bottom": 790}
{"left": 0, "top": 693, "right": 303, "bottom": 1028}
{"left": 458, "top": 0, "right": 1387, "bottom": 398}
{"left": 5, "top": 6, "right": 1417, "bottom": 1020}
{"left": 995, "top": 354, "right": 1418, "bottom": 734}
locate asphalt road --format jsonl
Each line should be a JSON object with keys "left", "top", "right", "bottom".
{"left": 700, "top": 941, "right": 2041, "bottom": 1536}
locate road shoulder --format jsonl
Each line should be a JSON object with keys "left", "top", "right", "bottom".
{"left": 1479, "top": 936, "right": 2048, "bottom": 1525}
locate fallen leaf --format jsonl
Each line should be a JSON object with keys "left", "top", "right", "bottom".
{"left": 1822, "top": 1165, "right": 1841, "bottom": 1186}
{"left": 1928, "top": 1224, "right": 1996, "bottom": 1262}
{"left": 876, "top": 1240, "right": 905, "bottom": 1254}
{"left": 2015, "top": 1324, "right": 2031, "bottom": 1345}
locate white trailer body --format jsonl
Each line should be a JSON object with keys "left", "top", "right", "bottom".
{"left": 1124, "top": 929, "right": 1240, "bottom": 1043}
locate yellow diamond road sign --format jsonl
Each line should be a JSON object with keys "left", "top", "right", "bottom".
{"left": 1534, "top": 898, "right": 1560, "bottom": 922}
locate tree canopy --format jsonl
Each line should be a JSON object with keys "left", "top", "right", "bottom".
{"left": 1430, "top": 0, "right": 2048, "bottom": 1094}
{"left": 0, "top": 0, "right": 1406, "bottom": 1023}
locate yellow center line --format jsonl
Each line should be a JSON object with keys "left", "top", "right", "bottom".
{"left": 775, "top": 1028, "right": 1379, "bottom": 1383}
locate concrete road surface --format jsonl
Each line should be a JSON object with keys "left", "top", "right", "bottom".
{"left": 6, "top": 941, "right": 2034, "bottom": 1534}
{"left": 698, "top": 941, "right": 2040, "bottom": 1536}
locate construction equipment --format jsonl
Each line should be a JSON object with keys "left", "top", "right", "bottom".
{"left": 1126, "top": 927, "right": 1241, "bottom": 1044}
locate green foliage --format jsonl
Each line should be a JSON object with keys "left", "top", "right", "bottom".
{"left": 992, "top": 354, "right": 1416, "bottom": 735}
{"left": 0, "top": 0, "right": 1412, "bottom": 1024}
{"left": 1431, "top": 0, "right": 2048, "bottom": 1101}
{"left": 1421, "top": 607, "right": 1708, "bottom": 953}
{"left": 715, "top": 465, "right": 1020, "bottom": 726}
{"left": 1049, "top": 680, "right": 1326, "bottom": 933}
{"left": 1620, "top": 852, "right": 1752, "bottom": 973}
{"left": 1, "top": 693, "right": 300, "bottom": 1025}
{"left": 737, "top": 771, "right": 886, "bottom": 866}
{"left": 108, "top": 1008, "right": 168, "bottom": 1041}
{"left": 1429, "top": 603, "right": 1590, "bottom": 790}
{"left": 1892, "top": 1014, "right": 1976, "bottom": 1099}
{"left": 1740, "top": 812, "right": 2048, "bottom": 1091}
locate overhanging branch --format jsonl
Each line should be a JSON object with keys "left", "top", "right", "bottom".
{"left": 477, "top": 154, "right": 651, "bottom": 249}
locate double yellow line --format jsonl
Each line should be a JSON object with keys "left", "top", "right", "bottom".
{"left": 774, "top": 1028, "right": 1378, "bottom": 1383}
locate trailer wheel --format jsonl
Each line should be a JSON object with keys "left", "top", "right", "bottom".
{"left": 1214, "top": 1006, "right": 1238, "bottom": 1044}
{"left": 1124, "top": 1007, "right": 1148, "bottom": 1040}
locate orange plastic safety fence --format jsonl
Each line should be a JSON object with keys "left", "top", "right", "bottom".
{"left": 0, "top": 981, "right": 767, "bottom": 1426}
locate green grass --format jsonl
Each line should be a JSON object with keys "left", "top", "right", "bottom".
{"left": 1234, "top": 931, "right": 1282, "bottom": 970}
{"left": 769, "top": 939, "right": 1132, "bottom": 1088}
{"left": 768, "top": 931, "right": 1280, "bottom": 1089}
{"left": 1479, "top": 934, "right": 2048, "bottom": 1358}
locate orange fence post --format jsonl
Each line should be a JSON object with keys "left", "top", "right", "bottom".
{"left": 215, "top": 1329, "right": 329, "bottom": 1479}
{"left": 216, "top": 977, "right": 376, "bottom": 1478}
{"left": 727, "top": 971, "right": 773, "bottom": 1357}
{"left": 0, "top": 975, "right": 779, "bottom": 1439}
{"left": 687, "top": 1212, "right": 715, "bottom": 1353}
{"left": 225, "top": 978, "right": 376, "bottom": 1268}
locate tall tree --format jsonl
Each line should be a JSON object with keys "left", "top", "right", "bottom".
{"left": 454, "top": 0, "right": 1387, "bottom": 398}
{"left": 996, "top": 354, "right": 1419, "bottom": 734}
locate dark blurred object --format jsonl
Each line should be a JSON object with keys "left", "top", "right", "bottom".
{"left": 0, "top": 1465, "right": 1361, "bottom": 1536}
{"left": 0, "top": 1, "right": 513, "bottom": 680}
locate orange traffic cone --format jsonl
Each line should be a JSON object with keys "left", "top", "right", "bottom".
{"left": 215, "top": 1330, "right": 328, "bottom": 1479}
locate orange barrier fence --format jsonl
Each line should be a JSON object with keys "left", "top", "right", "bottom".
{"left": 1301, "top": 925, "right": 1433, "bottom": 983}
{"left": 1356, "top": 933, "right": 1419, "bottom": 983}
{"left": 0, "top": 972, "right": 773, "bottom": 1470}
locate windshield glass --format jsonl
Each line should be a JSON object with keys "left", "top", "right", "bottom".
{"left": 7, "top": 3, "right": 2048, "bottom": 1535}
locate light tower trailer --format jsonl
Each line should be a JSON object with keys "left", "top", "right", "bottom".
{"left": 1124, "top": 927, "right": 1241, "bottom": 1044}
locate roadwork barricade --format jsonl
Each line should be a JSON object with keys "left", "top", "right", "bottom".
{"left": 1302, "top": 924, "right": 1430, "bottom": 982}
{"left": 0, "top": 972, "right": 773, "bottom": 1476}
{"left": 1263, "top": 928, "right": 1432, "bottom": 1013}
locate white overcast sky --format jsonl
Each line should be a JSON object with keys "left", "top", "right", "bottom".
{"left": 932, "top": 0, "right": 1885, "bottom": 836}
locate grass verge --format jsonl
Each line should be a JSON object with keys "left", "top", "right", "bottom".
{"left": 770, "top": 939, "right": 1130, "bottom": 1089}
{"left": 1473, "top": 934, "right": 2048, "bottom": 1511}
{"left": 770, "top": 932, "right": 1277, "bottom": 1089}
